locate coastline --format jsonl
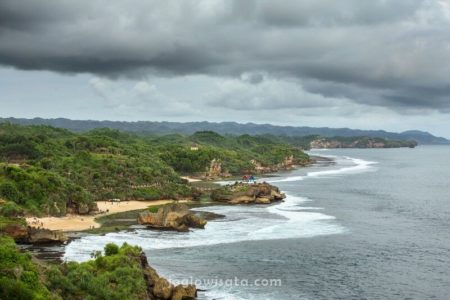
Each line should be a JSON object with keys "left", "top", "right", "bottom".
{"left": 26, "top": 199, "right": 190, "bottom": 232}
{"left": 23, "top": 156, "right": 328, "bottom": 234}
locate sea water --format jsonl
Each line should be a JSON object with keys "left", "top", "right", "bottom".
{"left": 63, "top": 146, "right": 450, "bottom": 299}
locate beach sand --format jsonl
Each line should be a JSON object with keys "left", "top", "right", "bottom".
{"left": 181, "top": 176, "right": 201, "bottom": 182}
{"left": 26, "top": 200, "right": 189, "bottom": 232}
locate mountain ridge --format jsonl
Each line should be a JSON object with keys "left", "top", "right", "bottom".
{"left": 1, "top": 117, "right": 449, "bottom": 145}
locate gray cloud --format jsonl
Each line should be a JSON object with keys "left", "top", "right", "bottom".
{"left": 1, "top": 0, "right": 450, "bottom": 113}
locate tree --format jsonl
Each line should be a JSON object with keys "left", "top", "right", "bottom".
{"left": 104, "top": 243, "right": 119, "bottom": 256}
{"left": 0, "top": 182, "right": 20, "bottom": 203}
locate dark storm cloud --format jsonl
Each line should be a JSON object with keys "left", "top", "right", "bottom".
{"left": 0, "top": 0, "right": 449, "bottom": 112}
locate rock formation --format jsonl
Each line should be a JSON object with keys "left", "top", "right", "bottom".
{"left": 140, "top": 252, "right": 197, "bottom": 300}
{"left": 211, "top": 182, "right": 285, "bottom": 204}
{"left": 138, "top": 203, "right": 207, "bottom": 232}
{"left": 249, "top": 155, "right": 307, "bottom": 174}
{"left": 1, "top": 223, "right": 68, "bottom": 244}
{"left": 26, "top": 227, "right": 68, "bottom": 243}
{"left": 2, "top": 223, "right": 28, "bottom": 243}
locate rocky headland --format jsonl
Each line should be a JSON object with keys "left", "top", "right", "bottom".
{"left": 2, "top": 222, "right": 67, "bottom": 244}
{"left": 138, "top": 203, "right": 207, "bottom": 232}
{"left": 211, "top": 182, "right": 286, "bottom": 204}
{"left": 310, "top": 137, "right": 417, "bottom": 149}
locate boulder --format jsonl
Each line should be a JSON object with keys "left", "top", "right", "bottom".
{"left": 255, "top": 197, "right": 271, "bottom": 204}
{"left": 172, "top": 284, "right": 197, "bottom": 300}
{"left": 138, "top": 203, "right": 207, "bottom": 232}
{"left": 182, "top": 214, "right": 207, "bottom": 229}
{"left": 27, "top": 227, "right": 67, "bottom": 244}
{"left": 153, "top": 277, "right": 174, "bottom": 300}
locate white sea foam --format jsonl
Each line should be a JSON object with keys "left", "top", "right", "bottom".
{"left": 63, "top": 155, "right": 369, "bottom": 262}
{"left": 202, "top": 289, "right": 247, "bottom": 300}
{"left": 268, "top": 155, "right": 377, "bottom": 183}
{"left": 63, "top": 194, "right": 345, "bottom": 262}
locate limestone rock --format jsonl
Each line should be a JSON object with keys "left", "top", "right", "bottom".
{"left": 27, "top": 227, "right": 67, "bottom": 244}
{"left": 2, "top": 223, "right": 28, "bottom": 242}
{"left": 172, "top": 284, "right": 197, "bottom": 300}
{"left": 153, "top": 277, "right": 174, "bottom": 300}
{"left": 211, "top": 182, "right": 285, "bottom": 205}
{"left": 138, "top": 203, "right": 207, "bottom": 232}
{"left": 182, "top": 214, "right": 207, "bottom": 229}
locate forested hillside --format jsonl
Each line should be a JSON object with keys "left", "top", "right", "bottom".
{"left": 2, "top": 117, "right": 448, "bottom": 144}
{"left": 0, "top": 123, "right": 309, "bottom": 217}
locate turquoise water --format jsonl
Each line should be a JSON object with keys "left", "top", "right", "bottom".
{"left": 64, "top": 146, "right": 450, "bottom": 299}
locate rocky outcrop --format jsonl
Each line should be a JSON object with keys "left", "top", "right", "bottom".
{"left": 2, "top": 223, "right": 68, "bottom": 244}
{"left": 2, "top": 223, "right": 28, "bottom": 243}
{"left": 140, "top": 252, "right": 197, "bottom": 300}
{"left": 211, "top": 182, "right": 285, "bottom": 204}
{"left": 249, "top": 155, "right": 307, "bottom": 174}
{"left": 26, "top": 227, "right": 68, "bottom": 244}
{"left": 138, "top": 203, "right": 207, "bottom": 232}
{"left": 204, "top": 158, "right": 231, "bottom": 179}
{"left": 65, "top": 202, "right": 99, "bottom": 215}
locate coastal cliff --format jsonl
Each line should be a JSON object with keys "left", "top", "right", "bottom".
{"left": 310, "top": 137, "right": 417, "bottom": 149}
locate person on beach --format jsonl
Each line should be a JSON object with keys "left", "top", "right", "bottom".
{"left": 242, "top": 175, "right": 248, "bottom": 183}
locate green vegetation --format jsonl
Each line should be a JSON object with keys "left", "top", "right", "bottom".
{"left": 0, "top": 123, "right": 309, "bottom": 217}
{"left": 155, "top": 131, "right": 309, "bottom": 174}
{"left": 0, "top": 236, "right": 156, "bottom": 300}
{"left": 0, "top": 236, "right": 55, "bottom": 300}
{"left": 46, "top": 242, "right": 149, "bottom": 300}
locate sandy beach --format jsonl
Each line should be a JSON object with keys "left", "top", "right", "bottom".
{"left": 26, "top": 200, "right": 189, "bottom": 232}
{"left": 181, "top": 176, "right": 201, "bottom": 182}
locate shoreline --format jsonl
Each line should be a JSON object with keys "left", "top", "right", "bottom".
{"left": 26, "top": 199, "right": 189, "bottom": 232}
{"left": 24, "top": 156, "right": 328, "bottom": 234}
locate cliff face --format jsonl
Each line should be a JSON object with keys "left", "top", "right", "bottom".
{"left": 310, "top": 138, "right": 417, "bottom": 149}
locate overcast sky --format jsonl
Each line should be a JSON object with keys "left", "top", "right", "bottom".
{"left": 1, "top": 0, "right": 450, "bottom": 138}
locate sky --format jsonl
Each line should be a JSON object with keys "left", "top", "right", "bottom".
{"left": 1, "top": 0, "right": 450, "bottom": 138}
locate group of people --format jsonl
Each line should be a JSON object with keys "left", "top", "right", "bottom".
{"left": 242, "top": 174, "right": 256, "bottom": 183}
{"left": 29, "top": 217, "right": 44, "bottom": 228}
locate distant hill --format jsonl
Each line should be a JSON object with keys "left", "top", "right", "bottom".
{"left": 1, "top": 117, "right": 449, "bottom": 145}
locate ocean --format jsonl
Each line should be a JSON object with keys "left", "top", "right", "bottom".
{"left": 63, "top": 146, "right": 450, "bottom": 299}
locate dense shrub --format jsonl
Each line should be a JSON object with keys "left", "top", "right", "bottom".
{"left": 0, "top": 236, "right": 54, "bottom": 300}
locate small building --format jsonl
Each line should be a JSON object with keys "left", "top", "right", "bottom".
{"left": 190, "top": 144, "right": 200, "bottom": 151}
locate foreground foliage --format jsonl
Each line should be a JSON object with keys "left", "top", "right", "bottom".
{"left": 46, "top": 242, "right": 148, "bottom": 300}
{"left": 0, "top": 236, "right": 162, "bottom": 300}
{"left": 0, "top": 236, "right": 54, "bottom": 300}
